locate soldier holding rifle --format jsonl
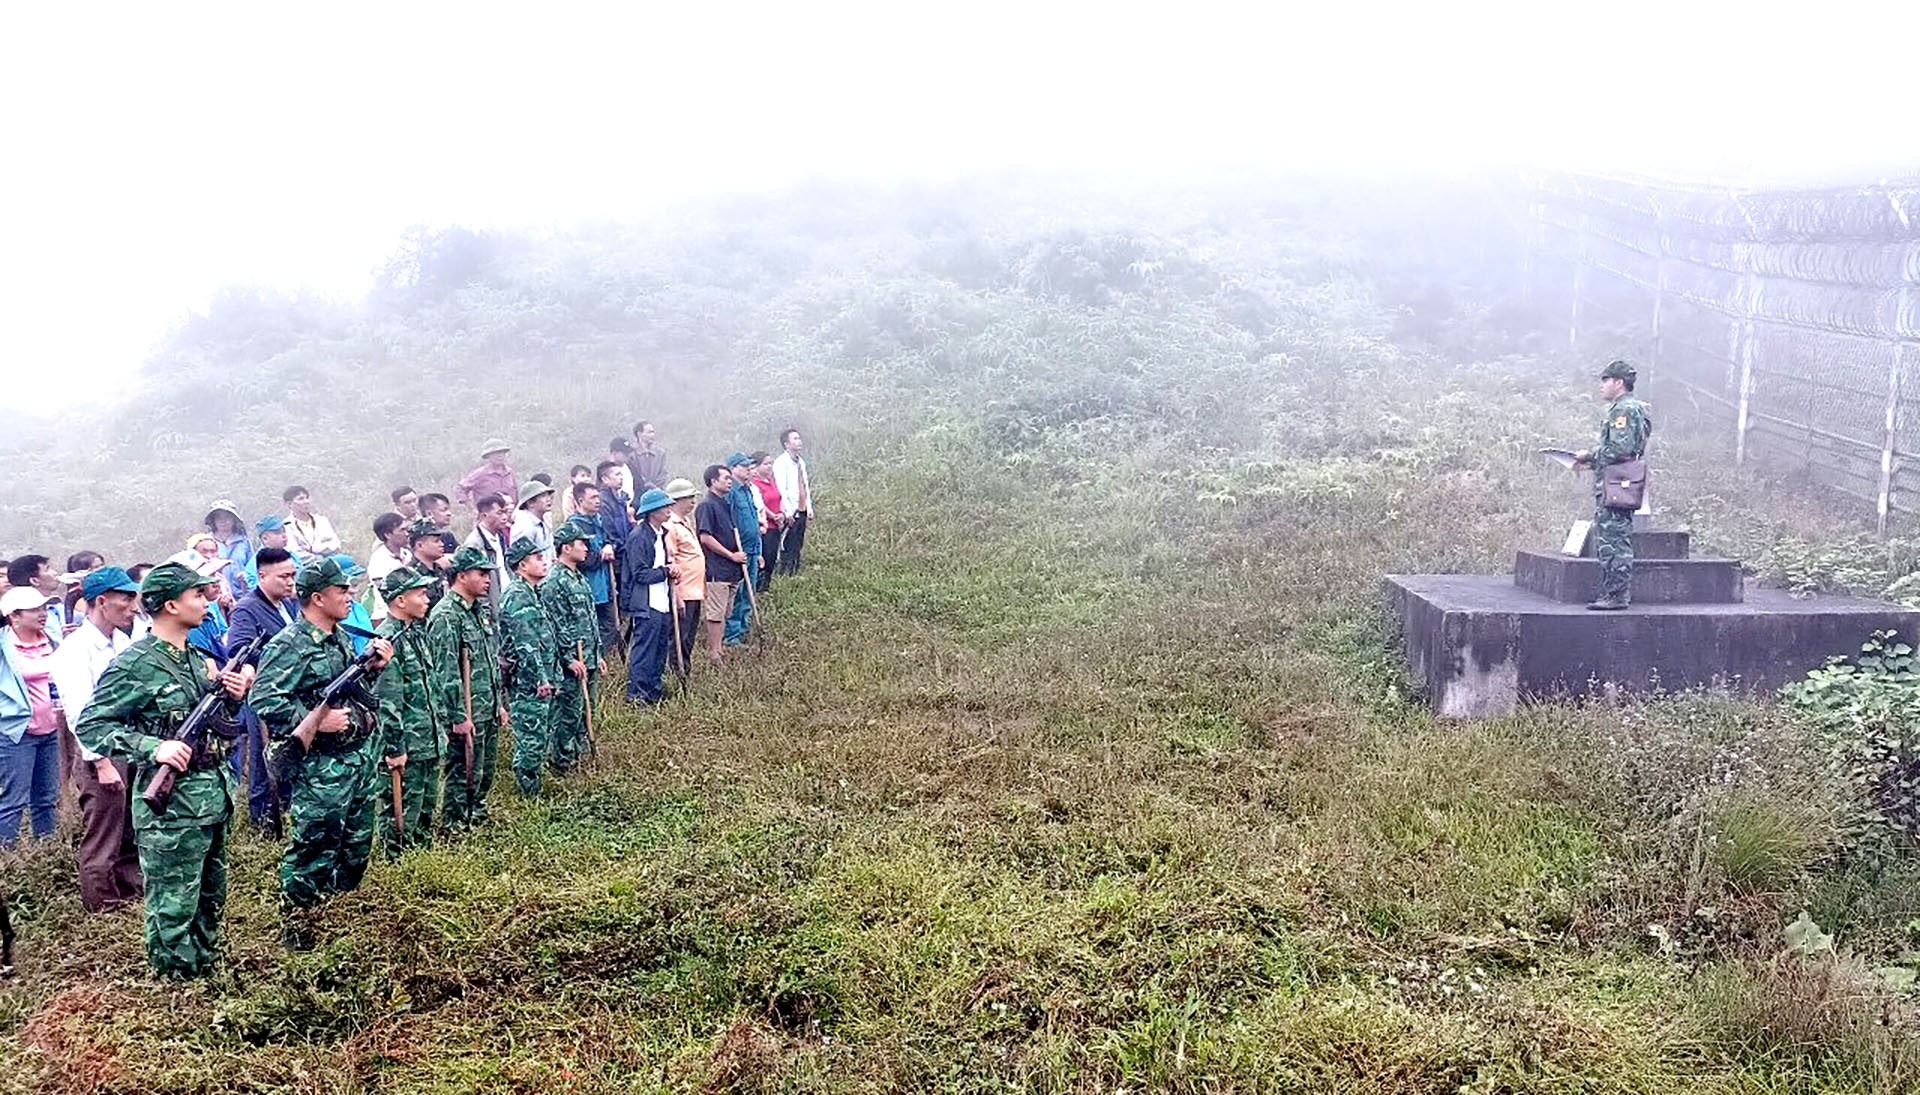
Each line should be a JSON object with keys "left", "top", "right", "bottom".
{"left": 374, "top": 568, "right": 440, "bottom": 857}
{"left": 73, "top": 562, "right": 254, "bottom": 979}
{"left": 251, "top": 557, "right": 393, "bottom": 946}
{"left": 429, "top": 546, "right": 506, "bottom": 829}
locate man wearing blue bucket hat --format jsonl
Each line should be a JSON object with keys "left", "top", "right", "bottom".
{"left": 620, "top": 488, "right": 678, "bottom": 704}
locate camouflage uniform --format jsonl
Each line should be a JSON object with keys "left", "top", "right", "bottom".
{"left": 74, "top": 634, "right": 235, "bottom": 979}
{"left": 376, "top": 611, "right": 439, "bottom": 857}
{"left": 1591, "top": 389, "right": 1654, "bottom": 603}
{"left": 253, "top": 616, "right": 376, "bottom": 910}
{"left": 541, "top": 548, "right": 598, "bottom": 772}
{"left": 72, "top": 562, "right": 235, "bottom": 979}
{"left": 500, "top": 573, "right": 559, "bottom": 794}
{"left": 428, "top": 569, "right": 503, "bottom": 828}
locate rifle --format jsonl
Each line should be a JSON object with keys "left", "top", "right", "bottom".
{"left": 576, "top": 641, "right": 597, "bottom": 765}
{"left": 458, "top": 648, "right": 475, "bottom": 798}
{"left": 142, "top": 636, "right": 265, "bottom": 815}
{"left": 273, "top": 647, "right": 384, "bottom": 770}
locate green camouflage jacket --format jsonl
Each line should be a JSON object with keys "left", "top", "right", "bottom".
{"left": 73, "top": 636, "right": 234, "bottom": 830}
{"left": 253, "top": 617, "right": 369, "bottom": 758}
{"left": 427, "top": 588, "right": 502, "bottom": 721}
{"left": 500, "top": 578, "right": 557, "bottom": 692}
{"left": 375, "top": 615, "right": 440, "bottom": 760}
{"left": 1592, "top": 394, "right": 1653, "bottom": 489}
{"left": 540, "top": 564, "right": 597, "bottom": 668}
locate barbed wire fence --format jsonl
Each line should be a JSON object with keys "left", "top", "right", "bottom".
{"left": 1528, "top": 173, "right": 1920, "bottom": 532}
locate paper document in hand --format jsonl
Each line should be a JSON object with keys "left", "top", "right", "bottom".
{"left": 1539, "top": 448, "right": 1581, "bottom": 469}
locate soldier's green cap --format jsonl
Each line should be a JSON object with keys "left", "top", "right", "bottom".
{"left": 724, "top": 451, "right": 753, "bottom": 468}
{"left": 1599, "top": 359, "right": 1636, "bottom": 380}
{"left": 480, "top": 438, "right": 512, "bottom": 458}
{"left": 663, "top": 477, "right": 698, "bottom": 500}
{"left": 449, "top": 545, "right": 493, "bottom": 575}
{"left": 379, "top": 567, "right": 434, "bottom": 602}
{"left": 553, "top": 523, "right": 587, "bottom": 547}
{"left": 517, "top": 480, "right": 555, "bottom": 508}
{"left": 295, "top": 556, "right": 350, "bottom": 597}
{"left": 139, "top": 561, "right": 218, "bottom": 612}
{"left": 407, "top": 517, "right": 442, "bottom": 545}
{"left": 506, "top": 536, "right": 543, "bottom": 569}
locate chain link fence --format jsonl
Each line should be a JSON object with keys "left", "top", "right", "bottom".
{"left": 1529, "top": 173, "right": 1920, "bottom": 530}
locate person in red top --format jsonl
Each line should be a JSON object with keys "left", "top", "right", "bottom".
{"left": 456, "top": 439, "right": 518, "bottom": 512}
{"left": 749, "top": 452, "right": 784, "bottom": 594}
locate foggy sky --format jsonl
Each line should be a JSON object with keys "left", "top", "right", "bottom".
{"left": 1, "top": 2, "right": 1911, "bottom": 411}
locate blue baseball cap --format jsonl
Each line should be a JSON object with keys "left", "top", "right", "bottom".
{"left": 80, "top": 566, "right": 141, "bottom": 600}
{"left": 254, "top": 514, "right": 286, "bottom": 534}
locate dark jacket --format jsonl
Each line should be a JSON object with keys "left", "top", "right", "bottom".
{"left": 227, "top": 588, "right": 298, "bottom": 666}
{"left": 618, "top": 521, "right": 670, "bottom": 616}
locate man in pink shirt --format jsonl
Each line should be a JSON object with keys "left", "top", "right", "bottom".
{"left": 457, "top": 439, "right": 518, "bottom": 512}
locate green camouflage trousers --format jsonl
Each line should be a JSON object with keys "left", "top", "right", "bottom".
{"left": 509, "top": 686, "right": 553, "bottom": 795}
{"left": 549, "top": 667, "right": 595, "bottom": 773}
{"left": 280, "top": 751, "right": 377, "bottom": 910}
{"left": 383, "top": 756, "right": 438, "bottom": 860}
{"left": 1594, "top": 504, "right": 1635, "bottom": 600}
{"left": 442, "top": 714, "right": 500, "bottom": 829}
{"left": 135, "top": 820, "right": 228, "bottom": 979}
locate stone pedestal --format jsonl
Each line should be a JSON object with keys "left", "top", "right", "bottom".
{"left": 1385, "top": 528, "right": 1920, "bottom": 717}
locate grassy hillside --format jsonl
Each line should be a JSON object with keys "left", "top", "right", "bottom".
{"left": 6, "top": 179, "right": 1920, "bottom": 1092}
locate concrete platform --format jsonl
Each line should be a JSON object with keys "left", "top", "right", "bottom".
{"left": 1386, "top": 574, "right": 1920, "bottom": 718}
{"left": 1514, "top": 550, "right": 1745, "bottom": 604}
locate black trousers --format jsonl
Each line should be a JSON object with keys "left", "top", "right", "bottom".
{"left": 777, "top": 512, "right": 808, "bottom": 574}
{"left": 595, "top": 601, "right": 620, "bottom": 657}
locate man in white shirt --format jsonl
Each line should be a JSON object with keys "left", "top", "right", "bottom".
{"left": 283, "top": 485, "right": 342, "bottom": 559}
{"left": 771, "top": 427, "right": 815, "bottom": 575}
{"left": 511, "top": 480, "right": 557, "bottom": 560}
{"left": 49, "top": 566, "right": 143, "bottom": 912}
{"left": 462, "top": 492, "right": 514, "bottom": 622}
{"left": 366, "top": 512, "right": 414, "bottom": 621}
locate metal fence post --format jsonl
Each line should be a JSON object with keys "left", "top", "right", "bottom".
{"left": 1569, "top": 209, "right": 1588, "bottom": 349}
{"left": 1880, "top": 340, "right": 1901, "bottom": 534}
{"left": 1649, "top": 197, "right": 1667, "bottom": 380}
{"left": 1731, "top": 256, "right": 1759, "bottom": 465}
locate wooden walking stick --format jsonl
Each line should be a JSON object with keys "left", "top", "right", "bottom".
{"left": 458, "top": 647, "right": 476, "bottom": 799}
{"left": 389, "top": 764, "right": 406, "bottom": 844}
{"left": 733, "top": 526, "right": 761, "bottom": 645}
{"left": 576, "top": 640, "right": 598, "bottom": 765}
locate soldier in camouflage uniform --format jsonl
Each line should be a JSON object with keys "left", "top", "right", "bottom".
{"left": 376, "top": 568, "right": 440, "bottom": 857}
{"left": 252, "top": 557, "right": 394, "bottom": 935}
{"left": 407, "top": 518, "right": 450, "bottom": 612}
{"left": 1576, "top": 359, "right": 1654, "bottom": 610}
{"left": 430, "top": 545, "right": 507, "bottom": 828}
{"left": 74, "top": 562, "right": 254, "bottom": 979}
{"left": 501, "top": 537, "right": 561, "bottom": 794}
{"left": 541, "top": 523, "right": 600, "bottom": 774}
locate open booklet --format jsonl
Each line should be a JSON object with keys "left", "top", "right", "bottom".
{"left": 1538, "top": 448, "right": 1581, "bottom": 469}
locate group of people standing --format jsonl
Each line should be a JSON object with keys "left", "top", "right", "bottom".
{"left": 0, "top": 422, "right": 816, "bottom": 978}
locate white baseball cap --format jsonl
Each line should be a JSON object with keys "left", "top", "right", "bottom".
{"left": 0, "top": 587, "right": 53, "bottom": 617}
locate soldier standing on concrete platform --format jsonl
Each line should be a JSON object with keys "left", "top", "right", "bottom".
{"left": 1576, "top": 360, "right": 1653, "bottom": 611}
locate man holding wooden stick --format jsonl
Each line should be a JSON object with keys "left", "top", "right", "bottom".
{"left": 661, "top": 479, "right": 704, "bottom": 678}
{"left": 374, "top": 568, "right": 438, "bottom": 858}
{"left": 501, "top": 537, "right": 561, "bottom": 794}
{"left": 428, "top": 547, "right": 505, "bottom": 830}
{"left": 541, "top": 524, "right": 599, "bottom": 772}
{"left": 620, "top": 488, "right": 677, "bottom": 705}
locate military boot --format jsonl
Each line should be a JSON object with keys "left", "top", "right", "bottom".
{"left": 1586, "top": 595, "right": 1630, "bottom": 611}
